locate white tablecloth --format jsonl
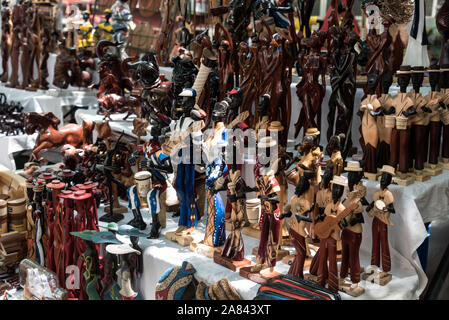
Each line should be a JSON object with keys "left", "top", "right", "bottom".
{"left": 0, "top": 133, "right": 37, "bottom": 171}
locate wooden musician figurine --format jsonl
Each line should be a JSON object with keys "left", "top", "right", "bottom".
{"left": 364, "top": 165, "right": 396, "bottom": 285}
{"left": 279, "top": 176, "right": 314, "bottom": 279}
{"left": 315, "top": 175, "right": 357, "bottom": 292}
{"left": 339, "top": 161, "right": 368, "bottom": 297}
{"left": 376, "top": 72, "right": 395, "bottom": 169}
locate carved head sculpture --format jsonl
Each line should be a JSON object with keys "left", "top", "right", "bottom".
{"left": 227, "top": 88, "right": 243, "bottom": 113}
{"left": 428, "top": 64, "right": 441, "bottom": 91}
{"left": 325, "top": 134, "right": 344, "bottom": 156}
{"left": 179, "top": 88, "right": 197, "bottom": 116}
{"left": 331, "top": 183, "right": 344, "bottom": 203}
{"left": 397, "top": 65, "right": 412, "bottom": 92}
{"left": 411, "top": 66, "right": 425, "bottom": 92}
{"left": 104, "top": 8, "right": 112, "bottom": 21}
{"left": 380, "top": 172, "right": 392, "bottom": 190}
{"left": 212, "top": 100, "right": 229, "bottom": 123}
{"left": 347, "top": 171, "right": 364, "bottom": 192}
{"left": 301, "top": 135, "right": 314, "bottom": 155}
{"left": 367, "top": 71, "right": 379, "bottom": 94}
{"left": 257, "top": 93, "right": 270, "bottom": 117}
{"left": 382, "top": 70, "right": 393, "bottom": 94}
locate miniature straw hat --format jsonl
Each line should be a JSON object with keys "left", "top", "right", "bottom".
{"left": 58, "top": 169, "right": 75, "bottom": 178}
{"left": 69, "top": 190, "right": 91, "bottom": 200}
{"left": 258, "top": 136, "right": 277, "bottom": 148}
{"left": 91, "top": 231, "right": 121, "bottom": 244}
{"left": 70, "top": 230, "right": 97, "bottom": 241}
{"left": 46, "top": 179, "right": 66, "bottom": 190}
{"left": 344, "top": 161, "right": 363, "bottom": 172}
{"left": 305, "top": 127, "right": 320, "bottom": 136}
{"left": 58, "top": 190, "right": 74, "bottom": 199}
{"left": 106, "top": 243, "right": 141, "bottom": 255}
{"left": 38, "top": 172, "right": 56, "bottom": 181}
{"left": 268, "top": 121, "right": 284, "bottom": 132}
{"left": 118, "top": 225, "right": 148, "bottom": 237}
{"left": 331, "top": 175, "right": 348, "bottom": 187}
{"left": 380, "top": 165, "right": 396, "bottom": 176}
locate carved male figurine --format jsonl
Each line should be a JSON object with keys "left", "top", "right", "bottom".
{"left": 339, "top": 161, "right": 368, "bottom": 297}
{"left": 365, "top": 165, "right": 396, "bottom": 285}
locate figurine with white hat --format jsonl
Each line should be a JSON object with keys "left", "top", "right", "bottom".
{"left": 316, "top": 174, "right": 348, "bottom": 292}
{"left": 363, "top": 165, "right": 396, "bottom": 285}
{"left": 339, "top": 161, "right": 368, "bottom": 297}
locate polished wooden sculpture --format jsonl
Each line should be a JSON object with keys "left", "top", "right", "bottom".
{"left": 294, "top": 31, "right": 327, "bottom": 138}
{"left": 364, "top": 165, "right": 395, "bottom": 286}
{"left": 376, "top": 72, "right": 395, "bottom": 169}
{"left": 327, "top": 26, "right": 358, "bottom": 158}
{"left": 24, "top": 112, "right": 94, "bottom": 163}
{"left": 0, "top": 0, "right": 12, "bottom": 83}
{"left": 389, "top": 66, "right": 416, "bottom": 185}
{"left": 6, "top": 0, "right": 26, "bottom": 88}
{"left": 359, "top": 72, "right": 382, "bottom": 180}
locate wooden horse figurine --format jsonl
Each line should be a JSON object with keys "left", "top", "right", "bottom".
{"left": 24, "top": 112, "right": 94, "bottom": 163}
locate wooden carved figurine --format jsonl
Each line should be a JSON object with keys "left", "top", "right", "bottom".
{"left": 439, "top": 66, "right": 449, "bottom": 170}
{"left": 339, "top": 161, "right": 368, "bottom": 297}
{"left": 280, "top": 176, "right": 313, "bottom": 278}
{"left": 359, "top": 72, "right": 382, "bottom": 180}
{"left": 389, "top": 66, "right": 416, "bottom": 185}
{"left": 6, "top": 0, "right": 25, "bottom": 88}
{"left": 424, "top": 66, "right": 444, "bottom": 176}
{"left": 0, "top": 0, "right": 12, "bottom": 82}
{"left": 295, "top": 31, "right": 327, "bottom": 138}
{"left": 376, "top": 72, "right": 395, "bottom": 169}
{"left": 409, "top": 67, "right": 433, "bottom": 181}
{"left": 202, "top": 102, "right": 229, "bottom": 248}
{"left": 363, "top": 165, "right": 396, "bottom": 286}
{"left": 315, "top": 175, "right": 357, "bottom": 292}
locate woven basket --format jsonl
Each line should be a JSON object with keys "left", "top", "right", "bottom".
{"left": 384, "top": 115, "right": 396, "bottom": 128}
{"left": 396, "top": 116, "right": 408, "bottom": 130}
{"left": 246, "top": 199, "right": 261, "bottom": 224}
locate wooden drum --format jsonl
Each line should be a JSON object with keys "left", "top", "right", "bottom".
{"left": 246, "top": 199, "right": 261, "bottom": 224}
{"left": 7, "top": 198, "right": 26, "bottom": 232}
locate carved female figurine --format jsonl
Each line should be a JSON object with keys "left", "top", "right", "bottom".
{"left": 280, "top": 177, "right": 313, "bottom": 278}
{"left": 359, "top": 72, "right": 382, "bottom": 179}
{"left": 294, "top": 31, "right": 327, "bottom": 138}
{"left": 7, "top": 0, "right": 25, "bottom": 88}
{"left": 0, "top": 0, "right": 12, "bottom": 83}
{"left": 424, "top": 67, "right": 444, "bottom": 175}
{"left": 339, "top": 161, "right": 368, "bottom": 297}
{"left": 364, "top": 165, "right": 396, "bottom": 285}
{"left": 410, "top": 67, "right": 433, "bottom": 181}
{"left": 376, "top": 72, "right": 395, "bottom": 169}
{"left": 390, "top": 66, "right": 416, "bottom": 185}
{"left": 203, "top": 102, "right": 228, "bottom": 248}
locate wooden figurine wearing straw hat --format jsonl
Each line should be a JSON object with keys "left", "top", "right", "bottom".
{"left": 363, "top": 164, "right": 395, "bottom": 286}
{"left": 239, "top": 136, "right": 282, "bottom": 282}
{"left": 279, "top": 175, "right": 314, "bottom": 279}
{"left": 390, "top": 66, "right": 416, "bottom": 186}
{"left": 315, "top": 175, "right": 357, "bottom": 292}
{"left": 409, "top": 66, "right": 434, "bottom": 181}
{"left": 439, "top": 65, "right": 449, "bottom": 170}
{"left": 339, "top": 161, "right": 368, "bottom": 297}
{"left": 359, "top": 71, "right": 382, "bottom": 181}
{"left": 423, "top": 65, "right": 444, "bottom": 176}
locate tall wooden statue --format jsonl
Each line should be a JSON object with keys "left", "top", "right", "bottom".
{"left": 0, "top": 0, "right": 12, "bottom": 82}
